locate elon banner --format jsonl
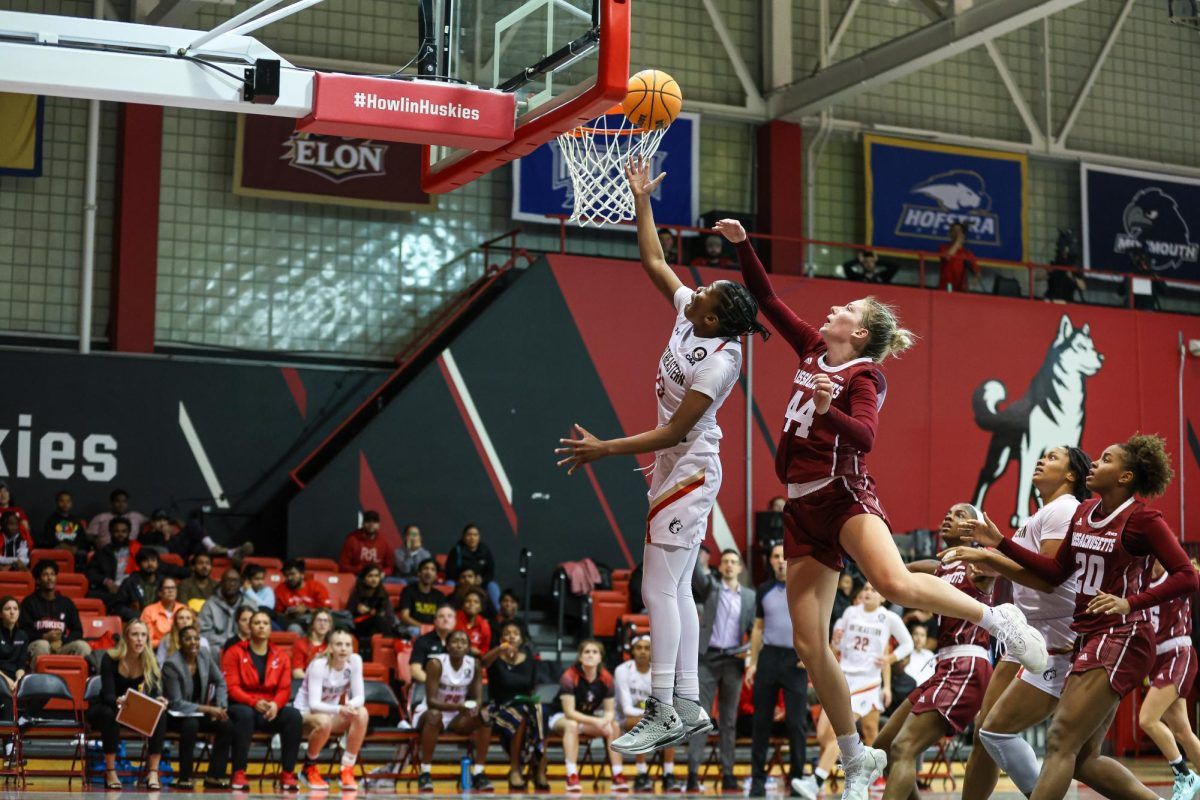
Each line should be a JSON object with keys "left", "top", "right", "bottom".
{"left": 1082, "top": 164, "right": 1200, "bottom": 281}
{"left": 234, "top": 115, "right": 433, "bottom": 211}
{"left": 865, "top": 134, "right": 1028, "bottom": 263}
{"left": 512, "top": 112, "right": 699, "bottom": 227}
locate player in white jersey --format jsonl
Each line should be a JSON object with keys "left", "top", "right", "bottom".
{"left": 413, "top": 631, "right": 493, "bottom": 792}
{"left": 557, "top": 160, "right": 768, "bottom": 756}
{"left": 813, "top": 584, "right": 912, "bottom": 786}
{"left": 295, "top": 629, "right": 368, "bottom": 790}
{"left": 947, "top": 446, "right": 1091, "bottom": 800}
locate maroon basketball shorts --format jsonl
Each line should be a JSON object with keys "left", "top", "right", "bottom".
{"left": 1070, "top": 622, "right": 1156, "bottom": 697}
{"left": 1150, "top": 638, "right": 1198, "bottom": 696}
{"left": 783, "top": 475, "right": 890, "bottom": 571}
{"left": 907, "top": 647, "right": 993, "bottom": 734}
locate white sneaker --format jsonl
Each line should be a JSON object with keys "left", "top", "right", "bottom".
{"left": 791, "top": 775, "right": 819, "bottom": 800}
{"left": 1171, "top": 770, "right": 1200, "bottom": 800}
{"left": 672, "top": 695, "right": 714, "bottom": 740}
{"left": 610, "top": 697, "right": 686, "bottom": 756}
{"left": 990, "top": 603, "right": 1048, "bottom": 674}
{"left": 840, "top": 748, "right": 887, "bottom": 800}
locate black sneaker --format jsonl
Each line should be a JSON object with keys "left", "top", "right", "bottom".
{"left": 662, "top": 772, "right": 681, "bottom": 793}
{"left": 471, "top": 773, "right": 494, "bottom": 793}
{"left": 686, "top": 773, "right": 702, "bottom": 793}
{"left": 634, "top": 774, "right": 654, "bottom": 793}
{"left": 721, "top": 774, "right": 739, "bottom": 793}
{"left": 749, "top": 777, "right": 766, "bottom": 798}
{"left": 417, "top": 772, "right": 434, "bottom": 793}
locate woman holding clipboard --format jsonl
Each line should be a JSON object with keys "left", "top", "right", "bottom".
{"left": 86, "top": 619, "right": 168, "bottom": 790}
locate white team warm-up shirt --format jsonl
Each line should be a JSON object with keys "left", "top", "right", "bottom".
{"left": 295, "top": 653, "right": 365, "bottom": 714}
{"left": 1008, "top": 494, "right": 1080, "bottom": 621}
{"left": 655, "top": 286, "right": 742, "bottom": 456}
{"left": 834, "top": 604, "right": 914, "bottom": 679}
{"left": 414, "top": 653, "right": 476, "bottom": 717}
{"left": 613, "top": 659, "right": 652, "bottom": 723}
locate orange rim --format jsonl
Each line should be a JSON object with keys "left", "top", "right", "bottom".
{"left": 562, "top": 105, "right": 669, "bottom": 138}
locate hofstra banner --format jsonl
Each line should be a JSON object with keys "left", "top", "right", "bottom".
{"left": 234, "top": 115, "right": 433, "bottom": 211}
{"left": 512, "top": 112, "right": 699, "bottom": 227}
{"left": 1082, "top": 164, "right": 1200, "bottom": 281}
{"left": 0, "top": 93, "right": 43, "bottom": 177}
{"left": 865, "top": 135, "right": 1027, "bottom": 262}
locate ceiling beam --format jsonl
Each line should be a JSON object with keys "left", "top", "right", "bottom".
{"left": 768, "top": 0, "right": 1087, "bottom": 120}
{"left": 1057, "top": 0, "right": 1136, "bottom": 145}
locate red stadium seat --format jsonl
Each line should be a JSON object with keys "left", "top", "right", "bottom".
{"left": 303, "top": 558, "right": 339, "bottom": 573}
{"left": 266, "top": 569, "right": 283, "bottom": 587}
{"left": 269, "top": 631, "right": 299, "bottom": 650}
{"left": 82, "top": 615, "right": 122, "bottom": 646}
{"left": 244, "top": 556, "right": 283, "bottom": 571}
{"left": 371, "top": 634, "right": 397, "bottom": 680}
{"left": 312, "top": 572, "right": 354, "bottom": 610}
{"left": 30, "top": 549, "right": 74, "bottom": 574}
{"left": 433, "top": 584, "right": 454, "bottom": 597}
{"left": 211, "top": 556, "right": 232, "bottom": 573}
{"left": 73, "top": 597, "right": 105, "bottom": 616}
{"left": 591, "top": 590, "right": 629, "bottom": 638}
{"left": 384, "top": 582, "right": 404, "bottom": 606}
{"left": 56, "top": 573, "right": 88, "bottom": 598}
{"left": 0, "top": 572, "right": 33, "bottom": 599}
{"left": 362, "top": 662, "right": 387, "bottom": 682}
{"left": 159, "top": 552, "right": 184, "bottom": 568}
{"left": 35, "top": 654, "right": 88, "bottom": 713}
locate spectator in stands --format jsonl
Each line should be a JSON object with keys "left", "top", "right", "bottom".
{"left": 456, "top": 587, "right": 491, "bottom": 656}
{"left": 223, "top": 609, "right": 302, "bottom": 791}
{"left": 657, "top": 228, "right": 678, "bottom": 263}
{"left": 0, "top": 511, "right": 30, "bottom": 571}
{"left": 88, "top": 619, "right": 168, "bottom": 790}
{"left": 338, "top": 511, "right": 394, "bottom": 576}
{"left": 691, "top": 234, "right": 735, "bottom": 268}
{"left": 348, "top": 564, "right": 398, "bottom": 652}
{"left": 832, "top": 570, "right": 857, "bottom": 628}
{"left": 397, "top": 558, "right": 440, "bottom": 638}
{"left": 296, "top": 628, "right": 368, "bottom": 790}
{"left": 199, "top": 569, "right": 251, "bottom": 649}
{"left": 85, "top": 516, "right": 135, "bottom": 613}
{"left": 615, "top": 634, "right": 678, "bottom": 792}
{"left": 163, "top": 625, "right": 236, "bottom": 789}
{"left": 0, "top": 596, "right": 30, "bottom": 694}
{"left": 483, "top": 621, "right": 548, "bottom": 791}
{"left": 276, "top": 559, "right": 333, "bottom": 634}
{"left": 936, "top": 222, "right": 979, "bottom": 292}
{"left": 241, "top": 564, "right": 275, "bottom": 616}
{"left": 156, "top": 605, "right": 207, "bottom": 665}
{"left": 89, "top": 489, "right": 147, "bottom": 547}
{"left": 140, "top": 577, "right": 181, "bottom": 648}
{"left": 179, "top": 552, "right": 217, "bottom": 610}
{"left": 38, "top": 490, "right": 93, "bottom": 568}
{"left": 413, "top": 629, "right": 493, "bottom": 792}
{"left": 114, "top": 548, "right": 162, "bottom": 621}
{"left": 222, "top": 606, "right": 254, "bottom": 652}
{"left": 688, "top": 549, "right": 755, "bottom": 792}
{"left": 141, "top": 510, "right": 254, "bottom": 566}
{"left": 0, "top": 483, "right": 31, "bottom": 541}
{"left": 393, "top": 524, "right": 431, "bottom": 583}
{"left": 291, "top": 608, "right": 333, "bottom": 678}
{"left": 490, "top": 589, "right": 531, "bottom": 649}
{"left": 745, "top": 542, "right": 809, "bottom": 798}
{"left": 1045, "top": 230, "right": 1086, "bottom": 303}
{"left": 842, "top": 249, "right": 899, "bottom": 284}
{"left": 451, "top": 567, "right": 498, "bottom": 617}
{"left": 902, "top": 621, "right": 935, "bottom": 685}
{"left": 445, "top": 524, "right": 501, "bottom": 610}
{"left": 411, "top": 603, "right": 456, "bottom": 687}
{"left": 22, "top": 559, "right": 91, "bottom": 666}
{"left": 550, "top": 639, "right": 623, "bottom": 793}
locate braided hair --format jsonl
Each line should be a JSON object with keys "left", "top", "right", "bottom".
{"left": 1063, "top": 446, "right": 1093, "bottom": 502}
{"left": 712, "top": 281, "right": 770, "bottom": 341}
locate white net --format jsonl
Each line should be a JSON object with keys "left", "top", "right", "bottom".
{"left": 555, "top": 112, "right": 669, "bottom": 228}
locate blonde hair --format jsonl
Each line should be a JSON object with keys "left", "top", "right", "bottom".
{"left": 108, "top": 619, "right": 161, "bottom": 693}
{"left": 320, "top": 629, "right": 355, "bottom": 664}
{"left": 163, "top": 607, "right": 197, "bottom": 659}
{"left": 859, "top": 297, "right": 916, "bottom": 362}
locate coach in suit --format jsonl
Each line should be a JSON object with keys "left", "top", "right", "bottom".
{"left": 687, "top": 548, "right": 756, "bottom": 792}
{"left": 162, "top": 626, "right": 240, "bottom": 788}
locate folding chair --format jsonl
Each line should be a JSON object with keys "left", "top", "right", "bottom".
{"left": 337, "top": 681, "right": 417, "bottom": 786}
{"left": 13, "top": 673, "right": 87, "bottom": 787}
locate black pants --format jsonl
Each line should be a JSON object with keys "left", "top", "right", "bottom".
{"left": 86, "top": 703, "right": 166, "bottom": 756}
{"left": 751, "top": 645, "right": 809, "bottom": 781}
{"left": 227, "top": 703, "right": 302, "bottom": 773}
{"left": 168, "top": 714, "right": 238, "bottom": 779}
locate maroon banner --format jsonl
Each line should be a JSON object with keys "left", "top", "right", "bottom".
{"left": 233, "top": 115, "right": 432, "bottom": 211}
{"left": 298, "top": 72, "right": 515, "bottom": 149}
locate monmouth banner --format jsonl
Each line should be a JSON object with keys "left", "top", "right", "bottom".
{"left": 865, "top": 134, "right": 1027, "bottom": 263}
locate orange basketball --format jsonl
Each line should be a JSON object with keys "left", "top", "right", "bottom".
{"left": 622, "top": 69, "right": 682, "bottom": 131}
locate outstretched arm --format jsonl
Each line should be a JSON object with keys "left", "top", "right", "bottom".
{"left": 627, "top": 160, "right": 683, "bottom": 304}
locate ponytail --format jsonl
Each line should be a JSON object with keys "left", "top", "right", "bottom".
{"left": 860, "top": 297, "right": 916, "bottom": 362}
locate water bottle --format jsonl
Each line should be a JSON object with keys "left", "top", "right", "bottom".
{"left": 460, "top": 756, "right": 472, "bottom": 791}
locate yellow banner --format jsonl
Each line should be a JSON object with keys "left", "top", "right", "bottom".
{"left": 0, "top": 93, "right": 42, "bottom": 176}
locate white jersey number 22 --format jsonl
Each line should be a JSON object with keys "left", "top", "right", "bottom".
{"left": 784, "top": 389, "right": 817, "bottom": 438}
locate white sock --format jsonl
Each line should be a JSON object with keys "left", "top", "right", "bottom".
{"left": 674, "top": 671, "right": 700, "bottom": 703}
{"left": 977, "top": 605, "right": 999, "bottom": 633}
{"left": 814, "top": 767, "right": 829, "bottom": 786}
{"left": 837, "top": 733, "right": 864, "bottom": 763}
{"left": 472, "top": 765, "right": 484, "bottom": 776}
{"left": 979, "top": 729, "right": 1041, "bottom": 795}
{"left": 636, "top": 762, "right": 649, "bottom": 775}
{"left": 663, "top": 760, "right": 675, "bottom": 774}
{"left": 566, "top": 761, "right": 578, "bottom": 777}
{"left": 612, "top": 764, "right": 623, "bottom": 776}
{"left": 340, "top": 752, "right": 357, "bottom": 768}
{"left": 420, "top": 763, "right": 432, "bottom": 774}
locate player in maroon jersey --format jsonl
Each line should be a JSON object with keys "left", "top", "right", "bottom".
{"left": 717, "top": 222, "right": 1048, "bottom": 800}
{"left": 946, "top": 434, "right": 1198, "bottom": 800}
{"left": 870, "top": 503, "right": 995, "bottom": 800}
{"left": 1139, "top": 559, "right": 1200, "bottom": 800}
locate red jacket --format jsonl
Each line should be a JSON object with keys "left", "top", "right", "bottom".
{"left": 222, "top": 640, "right": 292, "bottom": 708}
{"left": 456, "top": 611, "right": 491, "bottom": 655}
{"left": 338, "top": 530, "right": 395, "bottom": 575}
{"left": 274, "top": 578, "right": 331, "bottom": 614}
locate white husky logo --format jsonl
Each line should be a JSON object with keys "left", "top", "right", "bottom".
{"left": 971, "top": 315, "right": 1104, "bottom": 526}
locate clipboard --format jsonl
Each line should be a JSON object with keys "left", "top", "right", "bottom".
{"left": 116, "top": 689, "right": 166, "bottom": 737}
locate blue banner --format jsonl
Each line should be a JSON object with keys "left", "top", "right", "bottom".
{"left": 1082, "top": 164, "right": 1200, "bottom": 281}
{"left": 864, "top": 135, "right": 1027, "bottom": 262}
{"left": 512, "top": 112, "right": 698, "bottom": 227}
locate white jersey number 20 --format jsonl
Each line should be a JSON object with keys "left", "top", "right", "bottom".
{"left": 784, "top": 389, "right": 817, "bottom": 438}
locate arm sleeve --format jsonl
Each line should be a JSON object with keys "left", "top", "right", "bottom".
{"left": 819, "top": 372, "right": 881, "bottom": 452}
{"left": 100, "top": 654, "right": 117, "bottom": 706}
{"left": 304, "top": 659, "right": 340, "bottom": 713}
{"left": 480, "top": 546, "right": 495, "bottom": 584}
{"left": 347, "top": 654, "right": 365, "bottom": 708}
{"left": 338, "top": 537, "right": 357, "bottom": 574}
{"left": 221, "top": 648, "right": 254, "bottom": 706}
{"left": 444, "top": 547, "right": 462, "bottom": 582}
{"left": 997, "top": 533, "right": 1075, "bottom": 585}
{"left": 65, "top": 602, "right": 83, "bottom": 642}
{"left": 614, "top": 668, "right": 640, "bottom": 718}
{"left": 272, "top": 651, "right": 292, "bottom": 707}
{"left": 887, "top": 612, "right": 914, "bottom": 662}
{"left": 1124, "top": 512, "right": 1199, "bottom": 612}
{"left": 162, "top": 662, "right": 197, "bottom": 714}
{"left": 755, "top": 587, "right": 766, "bottom": 619}
{"left": 1038, "top": 500, "right": 1076, "bottom": 542}
{"left": 735, "top": 240, "right": 824, "bottom": 357}
{"left": 690, "top": 352, "right": 740, "bottom": 402}
{"left": 210, "top": 649, "right": 228, "bottom": 707}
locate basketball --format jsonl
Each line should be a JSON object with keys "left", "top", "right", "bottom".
{"left": 622, "top": 69, "right": 682, "bottom": 131}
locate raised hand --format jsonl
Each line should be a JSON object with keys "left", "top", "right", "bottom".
{"left": 813, "top": 374, "right": 834, "bottom": 414}
{"left": 555, "top": 424, "right": 610, "bottom": 475}
{"left": 713, "top": 219, "right": 747, "bottom": 244}
{"left": 625, "top": 158, "right": 666, "bottom": 199}
{"left": 959, "top": 512, "right": 1003, "bottom": 547}
{"left": 938, "top": 546, "right": 991, "bottom": 566}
